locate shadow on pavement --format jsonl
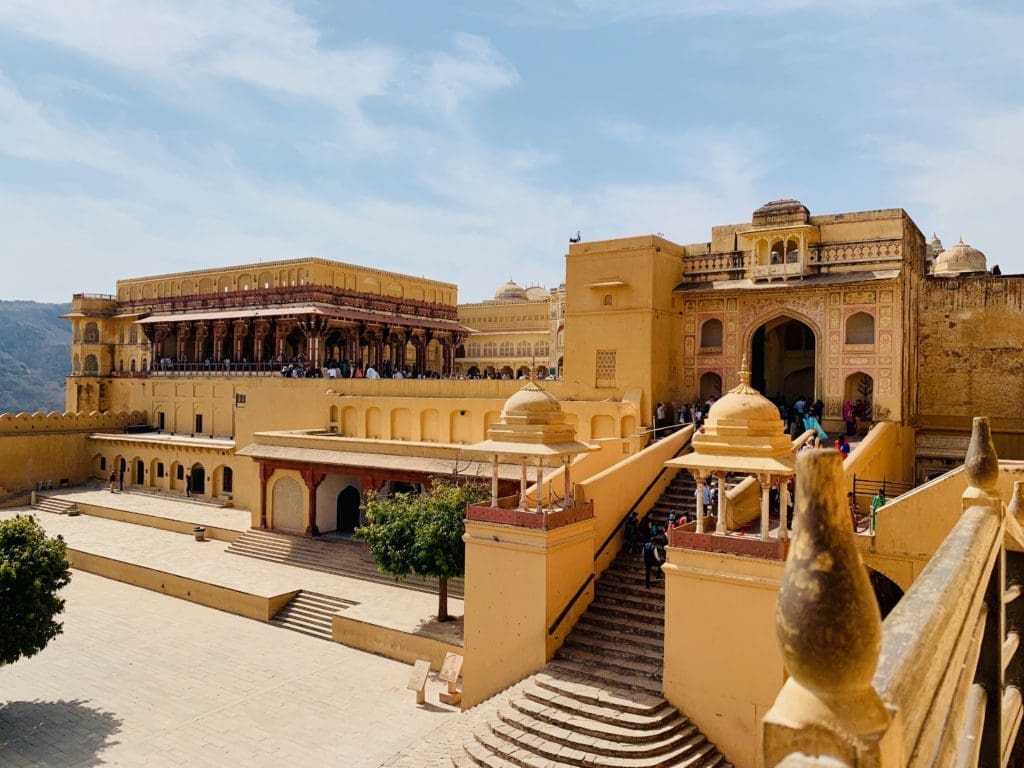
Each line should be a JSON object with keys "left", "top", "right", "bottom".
{"left": 0, "top": 698, "right": 121, "bottom": 767}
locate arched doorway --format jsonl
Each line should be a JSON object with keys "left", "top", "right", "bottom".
{"left": 699, "top": 372, "right": 722, "bottom": 401}
{"left": 134, "top": 459, "right": 144, "bottom": 486}
{"left": 751, "top": 316, "right": 816, "bottom": 403}
{"left": 867, "top": 566, "right": 904, "bottom": 619}
{"left": 336, "top": 485, "right": 361, "bottom": 535}
{"left": 190, "top": 463, "right": 206, "bottom": 496}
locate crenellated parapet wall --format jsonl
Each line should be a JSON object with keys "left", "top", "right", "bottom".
{"left": 0, "top": 410, "right": 146, "bottom": 434}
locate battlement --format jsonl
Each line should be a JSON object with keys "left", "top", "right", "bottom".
{"left": 0, "top": 410, "right": 146, "bottom": 434}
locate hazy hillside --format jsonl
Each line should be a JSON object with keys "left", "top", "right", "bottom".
{"left": 0, "top": 301, "right": 71, "bottom": 414}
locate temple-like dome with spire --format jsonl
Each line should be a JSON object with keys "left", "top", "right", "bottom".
{"left": 686, "top": 358, "right": 795, "bottom": 469}
{"left": 933, "top": 237, "right": 987, "bottom": 276}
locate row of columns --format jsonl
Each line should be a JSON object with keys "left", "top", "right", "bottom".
{"left": 691, "top": 471, "right": 792, "bottom": 541}
{"left": 144, "top": 316, "right": 465, "bottom": 375}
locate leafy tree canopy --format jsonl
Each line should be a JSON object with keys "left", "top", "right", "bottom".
{"left": 357, "top": 479, "right": 489, "bottom": 621}
{"left": 0, "top": 515, "right": 72, "bottom": 666}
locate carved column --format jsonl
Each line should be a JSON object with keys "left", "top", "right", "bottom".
{"left": 175, "top": 321, "right": 192, "bottom": 363}
{"left": 212, "top": 320, "right": 229, "bottom": 363}
{"left": 302, "top": 468, "right": 326, "bottom": 537}
{"left": 715, "top": 473, "right": 728, "bottom": 535}
{"left": 232, "top": 319, "right": 249, "bottom": 362}
{"left": 193, "top": 321, "right": 209, "bottom": 364}
{"left": 694, "top": 472, "right": 707, "bottom": 533}
{"left": 253, "top": 319, "right": 270, "bottom": 364}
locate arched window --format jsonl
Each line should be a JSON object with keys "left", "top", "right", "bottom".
{"left": 535, "top": 341, "right": 549, "bottom": 357}
{"left": 770, "top": 240, "right": 784, "bottom": 265}
{"left": 786, "top": 238, "right": 800, "bottom": 263}
{"left": 84, "top": 355, "right": 99, "bottom": 374}
{"left": 516, "top": 341, "right": 531, "bottom": 357}
{"left": 84, "top": 322, "right": 99, "bottom": 343}
{"left": 483, "top": 342, "right": 497, "bottom": 357}
{"left": 130, "top": 359, "right": 137, "bottom": 372}
{"left": 467, "top": 343, "right": 480, "bottom": 357}
{"left": 700, "top": 319, "right": 723, "bottom": 348}
{"left": 845, "top": 312, "right": 875, "bottom": 345}
{"left": 129, "top": 325, "right": 138, "bottom": 344}
{"left": 499, "top": 341, "right": 514, "bottom": 357}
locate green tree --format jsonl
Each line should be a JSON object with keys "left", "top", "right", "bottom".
{"left": 0, "top": 515, "right": 72, "bottom": 666}
{"left": 357, "top": 480, "right": 488, "bottom": 622}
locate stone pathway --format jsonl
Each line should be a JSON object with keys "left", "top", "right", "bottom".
{"left": 0, "top": 572, "right": 460, "bottom": 768}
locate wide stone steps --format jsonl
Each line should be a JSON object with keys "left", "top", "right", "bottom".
{"left": 563, "top": 633, "right": 664, "bottom": 666}
{"left": 570, "top": 619, "right": 665, "bottom": 652}
{"left": 33, "top": 496, "right": 76, "bottom": 515}
{"left": 225, "top": 529, "right": 464, "bottom": 598}
{"left": 458, "top": 543, "right": 730, "bottom": 768}
{"left": 475, "top": 715, "right": 718, "bottom": 768}
{"left": 269, "top": 590, "right": 354, "bottom": 641}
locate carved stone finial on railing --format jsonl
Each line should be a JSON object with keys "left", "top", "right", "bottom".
{"left": 767, "top": 449, "right": 889, "bottom": 764}
{"left": 1009, "top": 480, "right": 1024, "bottom": 527}
{"left": 963, "top": 416, "right": 1000, "bottom": 510}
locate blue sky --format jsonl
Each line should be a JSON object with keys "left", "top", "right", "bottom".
{"left": 0, "top": 0, "right": 1021, "bottom": 303}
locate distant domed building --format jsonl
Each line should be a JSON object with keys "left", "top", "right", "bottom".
{"left": 456, "top": 279, "right": 566, "bottom": 380}
{"left": 493, "top": 279, "right": 530, "bottom": 302}
{"left": 932, "top": 237, "right": 988, "bottom": 276}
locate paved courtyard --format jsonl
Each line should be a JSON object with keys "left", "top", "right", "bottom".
{"left": 0, "top": 571, "right": 459, "bottom": 767}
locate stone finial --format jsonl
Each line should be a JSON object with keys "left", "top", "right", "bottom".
{"left": 963, "top": 416, "right": 1000, "bottom": 509}
{"left": 776, "top": 449, "right": 888, "bottom": 733}
{"left": 1009, "top": 481, "right": 1024, "bottom": 527}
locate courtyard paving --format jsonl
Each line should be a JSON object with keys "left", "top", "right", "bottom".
{"left": 0, "top": 571, "right": 461, "bottom": 768}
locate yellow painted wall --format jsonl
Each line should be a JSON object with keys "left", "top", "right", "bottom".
{"left": 461, "top": 518, "right": 595, "bottom": 709}
{"left": 662, "top": 548, "right": 786, "bottom": 768}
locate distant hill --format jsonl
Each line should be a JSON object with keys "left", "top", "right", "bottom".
{"left": 0, "top": 301, "right": 72, "bottom": 414}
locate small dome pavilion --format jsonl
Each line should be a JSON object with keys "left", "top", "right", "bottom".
{"left": 465, "top": 379, "right": 596, "bottom": 511}
{"left": 667, "top": 359, "right": 796, "bottom": 540}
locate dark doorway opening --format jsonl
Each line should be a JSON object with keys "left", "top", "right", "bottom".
{"left": 868, "top": 567, "right": 905, "bottom": 619}
{"left": 191, "top": 465, "right": 205, "bottom": 496}
{"left": 135, "top": 460, "right": 144, "bottom": 486}
{"left": 336, "top": 485, "right": 361, "bottom": 535}
{"left": 751, "top": 316, "right": 816, "bottom": 403}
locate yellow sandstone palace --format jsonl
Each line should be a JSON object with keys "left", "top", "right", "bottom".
{"left": 2, "top": 198, "right": 1023, "bottom": 768}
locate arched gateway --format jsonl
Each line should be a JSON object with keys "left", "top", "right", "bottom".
{"left": 750, "top": 315, "right": 817, "bottom": 403}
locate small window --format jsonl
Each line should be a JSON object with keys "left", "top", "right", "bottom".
{"left": 177, "top": 465, "right": 184, "bottom": 480}
{"left": 845, "top": 312, "right": 875, "bottom": 345}
{"left": 156, "top": 463, "right": 164, "bottom": 479}
{"left": 700, "top": 319, "right": 723, "bottom": 348}
{"left": 603, "top": 294, "right": 613, "bottom": 306}
{"left": 195, "top": 414, "right": 203, "bottom": 433}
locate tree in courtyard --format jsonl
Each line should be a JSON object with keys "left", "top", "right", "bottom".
{"left": 0, "top": 515, "right": 72, "bottom": 666}
{"left": 357, "top": 480, "right": 489, "bottom": 622}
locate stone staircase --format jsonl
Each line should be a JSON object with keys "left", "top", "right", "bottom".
{"left": 33, "top": 496, "right": 77, "bottom": 515}
{"left": 269, "top": 590, "right": 356, "bottom": 641}
{"left": 225, "top": 529, "right": 464, "bottom": 598}
{"left": 456, "top": 549, "right": 731, "bottom": 768}
{"left": 646, "top": 472, "right": 745, "bottom": 532}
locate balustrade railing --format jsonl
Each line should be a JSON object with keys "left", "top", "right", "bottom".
{"left": 763, "top": 417, "right": 1024, "bottom": 768}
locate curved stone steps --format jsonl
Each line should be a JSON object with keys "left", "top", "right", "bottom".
{"left": 532, "top": 671, "right": 668, "bottom": 715}
{"left": 521, "top": 684, "right": 677, "bottom": 729}
{"left": 510, "top": 697, "right": 690, "bottom": 744}
{"left": 476, "top": 713, "right": 717, "bottom": 768}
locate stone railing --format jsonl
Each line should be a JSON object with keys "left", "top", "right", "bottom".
{"left": 809, "top": 238, "right": 903, "bottom": 267}
{"left": 466, "top": 498, "right": 594, "bottom": 531}
{"left": 681, "top": 251, "right": 748, "bottom": 278}
{"left": 762, "top": 417, "right": 1024, "bottom": 768}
